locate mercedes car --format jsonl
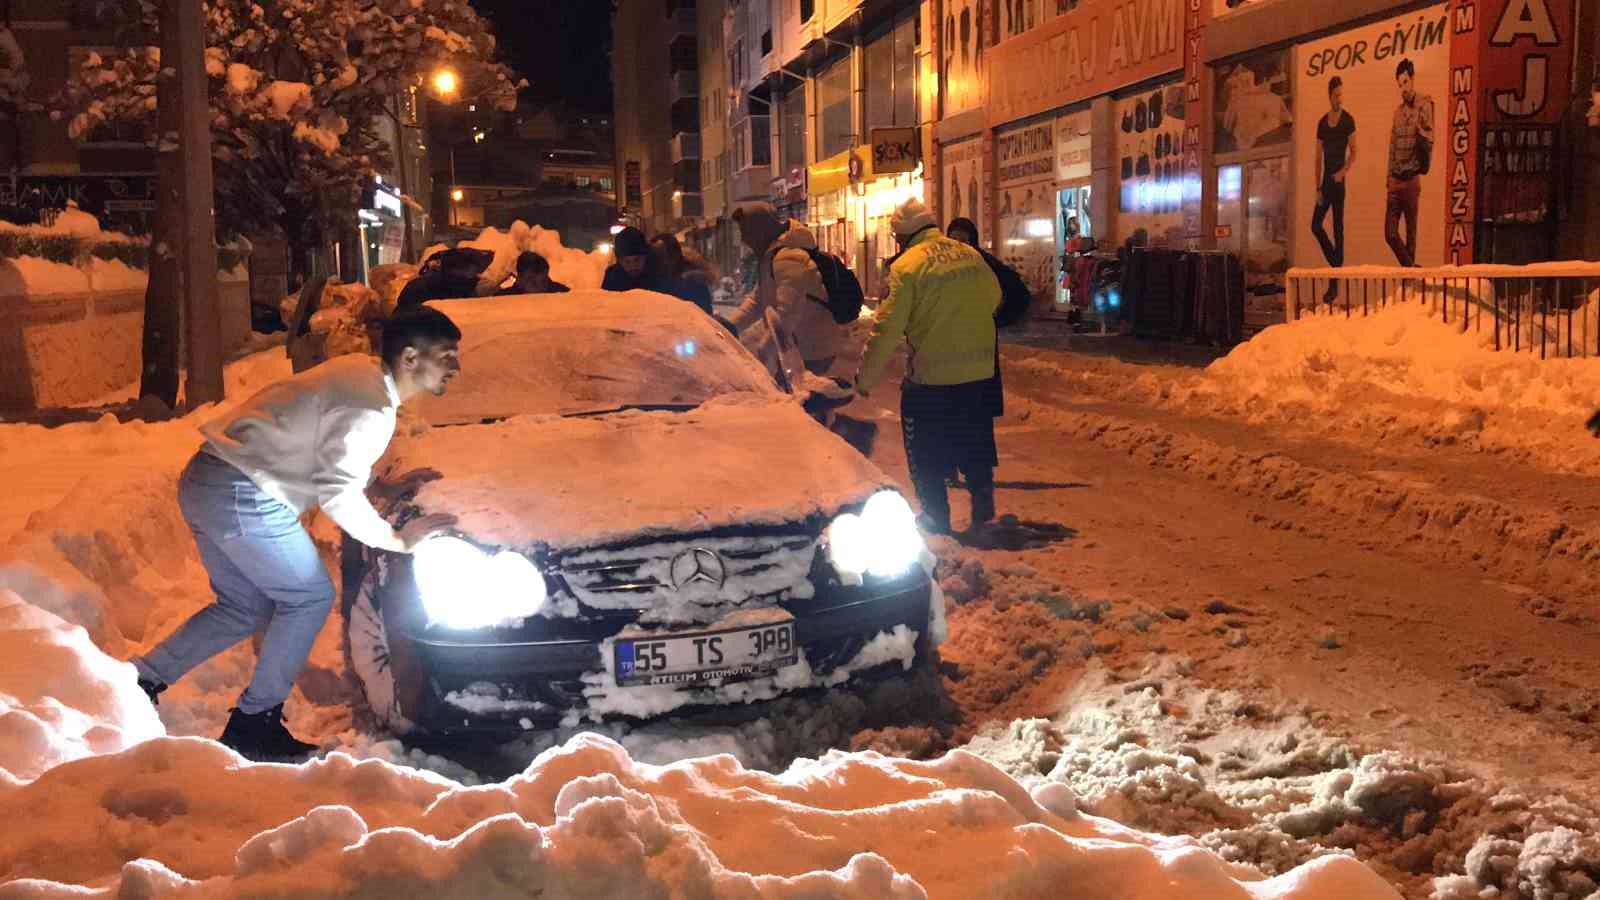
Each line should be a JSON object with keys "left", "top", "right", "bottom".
{"left": 344, "top": 292, "right": 943, "bottom": 736}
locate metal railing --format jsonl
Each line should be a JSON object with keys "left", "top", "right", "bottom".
{"left": 1286, "top": 266, "right": 1600, "bottom": 359}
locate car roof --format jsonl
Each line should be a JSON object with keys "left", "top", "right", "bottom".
{"left": 428, "top": 290, "right": 717, "bottom": 331}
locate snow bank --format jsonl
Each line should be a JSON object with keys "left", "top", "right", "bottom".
{"left": 447, "top": 220, "right": 610, "bottom": 293}
{"left": 1211, "top": 300, "right": 1600, "bottom": 421}
{"left": 0, "top": 589, "right": 163, "bottom": 785}
{"left": 0, "top": 730, "right": 1402, "bottom": 898}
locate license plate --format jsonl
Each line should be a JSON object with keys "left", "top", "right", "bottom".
{"left": 614, "top": 618, "right": 798, "bottom": 687}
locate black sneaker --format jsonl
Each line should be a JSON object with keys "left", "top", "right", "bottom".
{"left": 217, "top": 705, "right": 319, "bottom": 761}
{"left": 138, "top": 678, "right": 166, "bottom": 706}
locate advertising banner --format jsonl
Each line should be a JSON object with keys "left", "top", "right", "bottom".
{"left": 1292, "top": 5, "right": 1450, "bottom": 270}
{"left": 1115, "top": 80, "right": 1187, "bottom": 247}
{"left": 941, "top": 136, "right": 990, "bottom": 243}
{"left": 1055, "top": 110, "right": 1093, "bottom": 181}
{"left": 987, "top": 0, "right": 1183, "bottom": 127}
{"left": 997, "top": 120, "right": 1059, "bottom": 300}
{"left": 940, "top": 0, "right": 989, "bottom": 116}
{"left": 1214, "top": 47, "right": 1293, "bottom": 154}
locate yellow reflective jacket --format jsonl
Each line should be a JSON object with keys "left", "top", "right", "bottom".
{"left": 857, "top": 228, "right": 1001, "bottom": 392}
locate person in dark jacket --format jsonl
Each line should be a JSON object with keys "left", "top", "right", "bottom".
{"left": 947, "top": 217, "right": 1031, "bottom": 471}
{"left": 649, "top": 233, "right": 714, "bottom": 314}
{"left": 396, "top": 248, "right": 489, "bottom": 311}
{"left": 497, "top": 251, "right": 570, "bottom": 295}
{"left": 601, "top": 226, "right": 667, "bottom": 292}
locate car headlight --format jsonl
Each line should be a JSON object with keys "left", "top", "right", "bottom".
{"left": 826, "top": 490, "right": 926, "bottom": 584}
{"left": 412, "top": 536, "right": 547, "bottom": 629}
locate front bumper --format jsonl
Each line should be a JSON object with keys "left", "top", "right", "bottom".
{"left": 383, "top": 573, "right": 934, "bottom": 735}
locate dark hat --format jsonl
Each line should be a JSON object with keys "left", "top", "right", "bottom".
{"left": 613, "top": 226, "right": 649, "bottom": 258}
{"left": 947, "top": 216, "right": 980, "bottom": 244}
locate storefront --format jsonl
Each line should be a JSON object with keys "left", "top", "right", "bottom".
{"left": 984, "top": 0, "right": 1185, "bottom": 320}
{"left": 807, "top": 140, "right": 926, "bottom": 300}
{"left": 356, "top": 176, "right": 407, "bottom": 284}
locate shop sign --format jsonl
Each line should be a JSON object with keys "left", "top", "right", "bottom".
{"left": 1055, "top": 111, "right": 1092, "bottom": 181}
{"left": 988, "top": 0, "right": 1183, "bottom": 126}
{"left": 996, "top": 120, "right": 1056, "bottom": 188}
{"left": 848, "top": 150, "right": 865, "bottom": 184}
{"left": 1446, "top": 0, "right": 1574, "bottom": 263}
{"left": 871, "top": 127, "right": 920, "bottom": 174}
{"left": 371, "top": 181, "right": 403, "bottom": 217}
{"left": 770, "top": 176, "right": 789, "bottom": 204}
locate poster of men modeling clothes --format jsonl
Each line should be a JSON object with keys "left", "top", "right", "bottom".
{"left": 1292, "top": 5, "right": 1449, "bottom": 272}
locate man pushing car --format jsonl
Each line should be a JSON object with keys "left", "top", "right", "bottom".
{"left": 132, "top": 307, "right": 463, "bottom": 760}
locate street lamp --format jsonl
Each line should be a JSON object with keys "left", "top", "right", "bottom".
{"left": 451, "top": 188, "right": 464, "bottom": 202}
{"left": 431, "top": 68, "right": 460, "bottom": 99}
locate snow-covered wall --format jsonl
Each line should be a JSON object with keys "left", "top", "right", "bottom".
{"left": 0, "top": 263, "right": 251, "bottom": 411}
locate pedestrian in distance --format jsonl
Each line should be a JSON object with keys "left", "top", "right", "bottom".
{"left": 131, "top": 308, "right": 463, "bottom": 761}
{"left": 856, "top": 199, "right": 1002, "bottom": 535}
{"left": 601, "top": 226, "right": 667, "bottom": 292}
{"left": 649, "top": 233, "right": 715, "bottom": 315}
{"left": 497, "top": 251, "right": 570, "bottom": 295}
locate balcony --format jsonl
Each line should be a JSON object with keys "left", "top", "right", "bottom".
{"left": 670, "top": 70, "right": 698, "bottom": 102}
{"left": 731, "top": 165, "right": 773, "bottom": 202}
{"left": 672, "top": 191, "right": 704, "bottom": 220}
{"left": 671, "top": 131, "right": 702, "bottom": 164}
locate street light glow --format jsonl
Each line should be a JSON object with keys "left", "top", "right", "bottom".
{"left": 451, "top": 188, "right": 464, "bottom": 202}
{"left": 431, "top": 68, "right": 460, "bottom": 98}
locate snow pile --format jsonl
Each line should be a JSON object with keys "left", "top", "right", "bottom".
{"left": 448, "top": 220, "right": 609, "bottom": 293}
{"left": 0, "top": 589, "right": 163, "bottom": 784}
{"left": 961, "top": 659, "right": 1600, "bottom": 900}
{"left": 0, "top": 730, "right": 1402, "bottom": 898}
{"left": 1208, "top": 299, "right": 1600, "bottom": 422}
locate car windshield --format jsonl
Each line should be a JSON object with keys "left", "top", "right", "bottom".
{"left": 411, "top": 295, "right": 781, "bottom": 426}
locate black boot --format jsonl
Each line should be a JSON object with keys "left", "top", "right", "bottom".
{"left": 138, "top": 677, "right": 167, "bottom": 706}
{"left": 912, "top": 474, "right": 953, "bottom": 535}
{"left": 218, "top": 705, "right": 319, "bottom": 761}
{"left": 969, "top": 482, "right": 997, "bottom": 528}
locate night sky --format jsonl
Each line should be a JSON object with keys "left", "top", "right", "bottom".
{"left": 469, "top": 0, "right": 615, "bottom": 114}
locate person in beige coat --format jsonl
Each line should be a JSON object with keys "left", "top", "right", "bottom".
{"left": 730, "top": 203, "right": 844, "bottom": 377}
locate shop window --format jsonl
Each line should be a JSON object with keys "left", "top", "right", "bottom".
{"left": 817, "top": 58, "right": 852, "bottom": 160}
{"left": 781, "top": 87, "right": 807, "bottom": 172}
{"left": 865, "top": 16, "right": 917, "bottom": 133}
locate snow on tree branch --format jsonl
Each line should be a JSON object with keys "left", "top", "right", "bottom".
{"left": 56, "top": 0, "right": 524, "bottom": 247}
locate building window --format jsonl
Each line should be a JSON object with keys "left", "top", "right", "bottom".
{"left": 781, "top": 87, "right": 806, "bottom": 172}
{"left": 800, "top": 0, "right": 815, "bottom": 22}
{"left": 577, "top": 175, "right": 590, "bottom": 187}
{"left": 865, "top": 16, "right": 917, "bottom": 134}
{"left": 600, "top": 177, "right": 614, "bottom": 192}
{"left": 817, "top": 57, "right": 852, "bottom": 160}
{"left": 761, "top": 30, "right": 773, "bottom": 56}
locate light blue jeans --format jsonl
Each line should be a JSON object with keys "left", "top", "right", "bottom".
{"left": 134, "top": 451, "right": 335, "bottom": 714}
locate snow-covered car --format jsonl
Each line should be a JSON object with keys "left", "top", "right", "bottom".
{"left": 346, "top": 292, "right": 943, "bottom": 736}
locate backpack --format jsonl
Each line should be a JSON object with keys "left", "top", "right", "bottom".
{"left": 801, "top": 247, "right": 865, "bottom": 324}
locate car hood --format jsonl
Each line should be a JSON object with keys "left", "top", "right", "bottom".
{"left": 394, "top": 394, "right": 893, "bottom": 553}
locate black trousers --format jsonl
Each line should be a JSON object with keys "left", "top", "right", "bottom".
{"left": 1311, "top": 179, "right": 1346, "bottom": 268}
{"left": 902, "top": 380, "right": 995, "bottom": 528}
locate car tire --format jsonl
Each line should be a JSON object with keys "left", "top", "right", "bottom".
{"left": 345, "top": 571, "right": 418, "bottom": 737}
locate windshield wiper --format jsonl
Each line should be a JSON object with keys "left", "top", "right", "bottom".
{"left": 560, "top": 402, "right": 700, "bottom": 418}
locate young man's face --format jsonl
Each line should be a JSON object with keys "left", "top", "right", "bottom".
{"left": 621, "top": 254, "right": 647, "bottom": 276}
{"left": 518, "top": 270, "right": 551, "bottom": 292}
{"left": 1397, "top": 72, "right": 1414, "bottom": 103}
{"left": 404, "top": 340, "right": 461, "bottom": 396}
{"left": 1330, "top": 84, "right": 1343, "bottom": 112}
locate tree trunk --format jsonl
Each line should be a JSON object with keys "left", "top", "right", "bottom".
{"left": 177, "top": 0, "right": 223, "bottom": 408}
{"left": 137, "top": 5, "right": 184, "bottom": 410}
